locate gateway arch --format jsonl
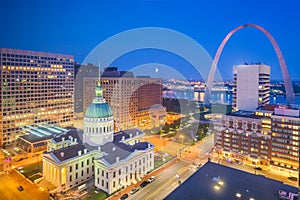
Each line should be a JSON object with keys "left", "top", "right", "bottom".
{"left": 205, "top": 24, "right": 295, "bottom": 104}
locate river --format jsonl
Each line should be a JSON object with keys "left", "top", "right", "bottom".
{"left": 163, "top": 90, "right": 300, "bottom": 105}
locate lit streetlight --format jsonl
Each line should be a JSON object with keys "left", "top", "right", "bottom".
{"left": 179, "top": 135, "right": 184, "bottom": 158}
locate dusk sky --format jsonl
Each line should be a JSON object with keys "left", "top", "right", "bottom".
{"left": 1, "top": 0, "right": 300, "bottom": 80}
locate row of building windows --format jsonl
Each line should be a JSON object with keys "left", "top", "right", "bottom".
{"left": 69, "top": 158, "right": 94, "bottom": 172}
{"left": 272, "top": 118, "right": 300, "bottom": 124}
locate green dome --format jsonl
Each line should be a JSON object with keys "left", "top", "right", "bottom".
{"left": 85, "top": 103, "right": 113, "bottom": 118}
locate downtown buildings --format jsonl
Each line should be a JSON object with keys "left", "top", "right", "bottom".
{"left": 232, "top": 64, "right": 270, "bottom": 111}
{"left": 82, "top": 67, "right": 163, "bottom": 131}
{"left": 42, "top": 82, "right": 154, "bottom": 194}
{"left": 0, "top": 48, "right": 74, "bottom": 147}
{"left": 214, "top": 64, "right": 299, "bottom": 177}
{"left": 74, "top": 63, "right": 98, "bottom": 114}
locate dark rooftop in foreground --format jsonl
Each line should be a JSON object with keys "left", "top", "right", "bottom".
{"left": 165, "top": 162, "right": 298, "bottom": 200}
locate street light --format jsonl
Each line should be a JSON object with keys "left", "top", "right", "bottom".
{"left": 179, "top": 135, "right": 184, "bottom": 158}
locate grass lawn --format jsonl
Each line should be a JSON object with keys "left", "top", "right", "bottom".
{"left": 19, "top": 162, "right": 42, "bottom": 178}
{"left": 84, "top": 187, "right": 107, "bottom": 200}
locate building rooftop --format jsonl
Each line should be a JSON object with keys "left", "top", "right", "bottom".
{"left": 45, "top": 126, "right": 152, "bottom": 165}
{"left": 51, "top": 144, "right": 87, "bottom": 162}
{"left": 227, "top": 110, "right": 263, "bottom": 119}
{"left": 19, "top": 124, "right": 68, "bottom": 143}
{"left": 102, "top": 67, "right": 134, "bottom": 78}
{"left": 165, "top": 162, "right": 298, "bottom": 200}
{"left": 113, "top": 128, "right": 145, "bottom": 142}
{"left": 98, "top": 141, "right": 152, "bottom": 165}
{"left": 52, "top": 127, "right": 82, "bottom": 144}
{"left": 0, "top": 48, "right": 73, "bottom": 58}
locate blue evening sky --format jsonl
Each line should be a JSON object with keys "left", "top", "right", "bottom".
{"left": 0, "top": 0, "right": 299, "bottom": 80}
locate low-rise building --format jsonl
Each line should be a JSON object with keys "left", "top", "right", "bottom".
{"left": 16, "top": 124, "right": 68, "bottom": 153}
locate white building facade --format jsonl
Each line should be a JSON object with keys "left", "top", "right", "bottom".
{"left": 233, "top": 64, "right": 270, "bottom": 111}
{"left": 42, "top": 81, "right": 154, "bottom": 194}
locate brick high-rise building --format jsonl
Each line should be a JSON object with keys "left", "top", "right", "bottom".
{"left": 270, "top": 105, "right": 299, "bottom": 174}
{"left": 214, "top": 105, "right": 299, "bottom": 177}
{"left": 0, "top": 48, "right": 74, "bottom": 146}
{"left": 83, "top": 67, "right": 162, "bottom": 131}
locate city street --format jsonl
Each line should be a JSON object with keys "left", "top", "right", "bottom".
{"left": 126, "top": 160, "right": 192, "bottom": 200}
{"left": 0, "top": 170, "right": 48, "bottom": 200}
{"left": 2, "top": 132, "right": 296, "bottom": 200}
{"left": 109, "top": 134, "right": 215, "bottom": 200}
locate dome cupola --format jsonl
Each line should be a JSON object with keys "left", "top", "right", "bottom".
{"left": 83, "top": 81, "right": 114, "bottom": 146}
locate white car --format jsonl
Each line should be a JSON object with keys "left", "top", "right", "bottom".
{"left": 148, "top": 176, "right": 156, "bottom": 183}
{"left": 130, "top": 188, "right": 139, "bottom": 195}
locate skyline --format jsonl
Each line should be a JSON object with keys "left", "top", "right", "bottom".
{"left": 0, "top": 1, "right": 300, "bottom": 81}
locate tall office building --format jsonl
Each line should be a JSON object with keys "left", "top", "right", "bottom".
{"left": 74, "top": 63, "right": 98, "bottom": 114}
{"left": 0, "top": 48, "right": 74, "bottom": 146}
{"left": 233, "top": 64, "right": 270, "bottom": 111}
{"left": 83, "top": 67, "right": 162, "bottom": 131}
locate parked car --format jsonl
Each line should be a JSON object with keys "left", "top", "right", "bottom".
{"left": 254, "top": 167, "right": 262, "bottom": 170}
{"left": 288, "top": 176, "right": 298, "bottom": 181}
{"left": 148, "top": 176, "right": 156, "bottom": 183}
{"left": 120, "top": 193, "right": 129, "bottom": 200}
{"left": 140, "top": 181, "right": 148, "bottom": 188}
{"left": 17, "top": 185, "right": 24, "bottom": 191}
{"left": 130, "top": 188, "right": 139, "bottom": 195}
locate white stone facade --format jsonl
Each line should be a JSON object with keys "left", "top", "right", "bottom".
{"left": 83, "top": 116, "right": 114, "bottom": 146}
{"left": 94, "top": 147, "right": 154, "bottom": 194}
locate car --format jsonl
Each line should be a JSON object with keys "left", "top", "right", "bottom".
{"left": 148, "top": 176, "right": 156, "bottom": 183}
{"left": 17, "top": 185, "right": 24, "bottom": 191}
{"left": 140, "top": 181, "right": 148, "bottom": 188}
{"left": 254, "top": 167, "right": 262, "bottom": 170}
{"left": 288, "top": 176, "right": 298, "bottom": 181}
{"left": 130, "top": 188, "right": 139, "bottom": 195}
{"left": 119, "top": 193, "right": 129, "bottom": 200}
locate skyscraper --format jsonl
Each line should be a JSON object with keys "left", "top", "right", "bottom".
{"left": 74, "top": 63, "right": 98, "bottom": 114}
{"left": 0, "top": 48, "right": 74, "bottom": 146}
{"left": 233, "top": 64, "right": 270, "bottom": 111}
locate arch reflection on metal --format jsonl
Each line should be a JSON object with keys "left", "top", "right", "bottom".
{"left": 205, "top": 24, "right": 295, "bottom": 104}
